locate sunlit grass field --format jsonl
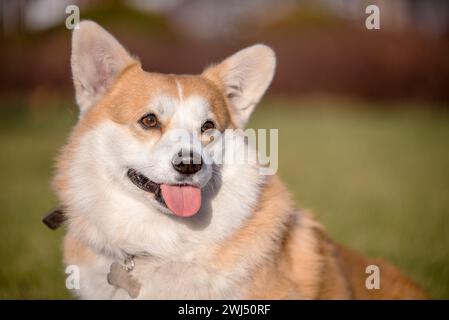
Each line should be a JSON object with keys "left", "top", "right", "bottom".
{"left": 0, "top": 97, "right": 448, "bottom": 299}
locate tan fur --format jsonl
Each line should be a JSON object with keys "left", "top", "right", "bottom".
{"left": 80, "top": 66, "right": 231, "bottom": 135}
{"left": 212, "top": 175, "right": 427, "bottom": 299}
{"left": 64, "top": 232, "right": 97, "bottom": 266}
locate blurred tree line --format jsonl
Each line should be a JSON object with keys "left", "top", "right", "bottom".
{"left": 0, "top": 0, "right": 448, "bottom": 107}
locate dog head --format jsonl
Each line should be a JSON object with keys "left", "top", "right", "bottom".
{"left": 55, "top": 21, "right": 276, "bottom": 257}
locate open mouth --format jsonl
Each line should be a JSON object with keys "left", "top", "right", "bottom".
{"left": 127, "top": 168, "right": 202, "bottom": 217}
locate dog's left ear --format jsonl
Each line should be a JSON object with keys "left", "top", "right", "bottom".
{"left": 203, "top": 44, "right": 276, "bottom": 128}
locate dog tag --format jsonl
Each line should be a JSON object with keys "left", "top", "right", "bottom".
{"left": 107, "top": 262, "right": 141, "bottom": 299}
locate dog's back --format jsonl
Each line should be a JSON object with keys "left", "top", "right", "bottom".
{"left": 227, "top": 175, "right": 427, "bottom": 299}
{"left": 336, "top": 244, "right": 427, "bottom": 299}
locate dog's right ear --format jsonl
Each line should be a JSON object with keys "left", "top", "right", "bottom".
{"left": 71, "top": 21, "right": 137, "bottom": 115}
{"left": 202, "top": 44, "right": 276, "bottom": 128}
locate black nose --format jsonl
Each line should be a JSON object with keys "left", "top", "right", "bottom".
{"left": 172, "top": 150, "right": 203, "bottom": 175}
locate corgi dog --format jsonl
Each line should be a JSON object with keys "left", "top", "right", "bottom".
{"left": 54, "top": 21, "right": 426, "bottom": 299}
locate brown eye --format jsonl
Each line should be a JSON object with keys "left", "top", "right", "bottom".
{"left": 139, "top": 113, "right": 158, "bottom": 129}
{"left": 201, "top": 120, "right": 215, "bottom": 133}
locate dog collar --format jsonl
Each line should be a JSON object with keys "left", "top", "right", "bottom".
{"left": 42, "top": 207, "right": 66, "bottom": 230}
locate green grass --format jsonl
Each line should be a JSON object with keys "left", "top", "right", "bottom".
{"left": 0, "top": 98, "right": 448, "bottom": 299}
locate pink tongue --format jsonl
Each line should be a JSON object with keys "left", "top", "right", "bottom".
{"left": 160, "top": 184, "right": 202, "bottom": 217}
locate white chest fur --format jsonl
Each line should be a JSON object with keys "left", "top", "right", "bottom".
{"left": 74, "top": 253, "right": 246, "bottom": 299}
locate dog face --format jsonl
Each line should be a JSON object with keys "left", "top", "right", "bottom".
{"left": 77, "top": 71, "right": 232, "bottom": 218}
{"left": 55, "top": 21, "right": 275, "bottom": 257}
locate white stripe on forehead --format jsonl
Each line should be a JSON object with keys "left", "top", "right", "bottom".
{"left": 172, "top": 95, "right": 212, "bottom": 130}
{"left": 146, "top": 92, "right": 213, "bottom": 130}
{"left": 175, "top": 80, "right": 184, "bottom": 104}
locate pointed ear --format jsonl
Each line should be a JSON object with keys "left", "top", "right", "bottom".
{"left": 71, "top": 21, "right": 138, "bottom": 114}
{"left": 203, "top": 44, "right": 276, "bottom": 128}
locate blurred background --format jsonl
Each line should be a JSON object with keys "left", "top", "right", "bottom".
{"left": 0, "top": 0, "right": 448, "bottom": 299}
